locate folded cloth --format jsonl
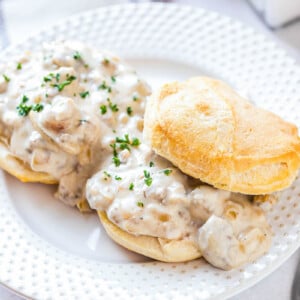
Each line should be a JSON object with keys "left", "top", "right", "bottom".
{"left": 250, "top": 0, "right": 300, "bottom": 28}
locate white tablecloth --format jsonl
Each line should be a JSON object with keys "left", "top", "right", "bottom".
{"left": 0, "top": 0, "right": 299, "bottom": 299}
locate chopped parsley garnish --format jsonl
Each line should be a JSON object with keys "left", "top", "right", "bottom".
{"left": 149, "top": 161, "right": 154, "bottom": 167}
{"left": 16, "top": 96, "right": 44, "bottom": 116}
{"left": 43, "top": 72, "right": 60, "bottom": 84}
{"left": 110, "top": 134, "right": 140, "bottom": 167}
{"left": 127, "top": 106, "right": 133, "bottom": 116}
{"left": 79, "top": 91, "right": 89, "bottom": 99}
{"left": 16, "top": 63, "right": 22, "bottom": 70}
{"left": 115, "top": 134, "right": 130, "bottom": 151}
{"left": 55, "top": 73, "right": 60, "bottom": 82}
{"left": 16, "top": 95, "right": 30, "bottom": 116}
{"left": 111, "top": 76, "right": 116, "bottom": 83}
{"left": 2, "top": 74, "right": 10, "bottom": 82}
{"left": 129, "top": 183, "right": 134, "bottom": 190}
{"left": 100, "top": 105, "right": 107, "bottom": 115}
{"left": 131, "top": 138, "right": 140, "bottom": 146}
{"left": 52, "top": 74, "right": 76, "bottom": 92}
{"left": 98, "top": 81, "right": 112, "bottom": 93}
{"left": 98, "top": 82, "right": 107, "bottom": 90}
{"left": 116, "top": 134, "right": 140, "bottom": 148}
{"left": 112, "top": 156, "right": 121, "bottom": 167}
{"left": 110, "top": 143, "right": 118, "bottom": 156}
{"left": 115, "top": 175, "right": 122, "bottom": 181}
{"left": 116, "top": 134, "right": 130, "bottom": 144}
{"left": 32, "top": 103, "right": 44, "bottom": 112}
{"left": 43, "top": 73, "right": 54, "bottom": 82}
{"left": 163, "top": 169, "right": 172, "bottom": 176}
{"left": 133, "top": 95, "right": 138, "bottom": 101}
{"left": 84, "top": 64, "right": 89, "bottom": 69}
{"left": 144, "top": 170, "right": 152, "bottom": 187}
{"left": 73, "top": 51, "right": 82, "bottom": 60}
{"left": 107, "top": 98, "right": 118, "bottom": 112}
{"left": 137, "top": 201, "right": 144, "bottom": 207}
{"left": 119, "top": 142, "right": 130, "bottom": 151}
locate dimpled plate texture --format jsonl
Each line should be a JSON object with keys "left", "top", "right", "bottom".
{"left": 0, "top": 3, "right": 300, "bottom": 300}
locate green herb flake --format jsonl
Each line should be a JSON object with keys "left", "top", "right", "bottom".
{"left": 107, "top": 98, "right": 119, "bottom": 112}
{"left": 119, "top": 143, "right": 130, "bottom": 151}
{"left": 16, "top": 95, "right": 30, "bottom": 116}
{"left": 133, "top": 95, "right": 139, "bottom": 101}
{"left": 98, "top": 81, "right": 112, "bottom": 93}
{"left": 43, "top": 73, "right": 54, "bottom": 82}
{"left": 100, "top": 105, "right": 107, "bottom": 115}
{"left": 149, "top": 161, "right": 154, "bottom": 167}
{"left": 129, "top": 183, "right": 134, "bottom": 190}
{"left": 73, "top": 51, "right": 82, "bottom": 60}
{"left": 137, "top": 201, "right": 144, "bottom": 207}
{"left": 115, "top": 175, "right": 122, "bottom": 181}
{"left": 16, "top": 95, "right": 44, "bottom": 116}
{"left": 111, "top": 76, "right": 116, "bottom": 83}
{"left": 110, "top": 143, "right": 118, "bottom": 157}
{"left": 131, "top": 138, "right": 140, "bottom": 147}
{"left": 143, "top": 170, "right": 152, "bottom": 187}
{"left": 3, "top": 74, "right": 10, "bottom": 82}
{"left": 79, "top": 91, "right": 90, "bottom": 99}
{"left": 98, "top": 81, "right": 108, "bottom": 90}
{"left": 113, "top": 156, "right": 121, "bottom": 167}
{"left": 16, "top": 63, "right": 22, "bottom": 70}
{"left": 163, "top": 169, "right": 172, "bottom": 176}
{"left": 116, "top": 134, "right": 130, "bottom": 144}
{"left": 55, "top": 73, "right": 60, "bottom": 82}
{"left": 127, "top": 106, "right": 133, "bottom": 116}
{"left": 52, "top": 74, "right": 76, "bottom": 92}
{"left": 32, "top": 103, "right": 44, "bottom": 112}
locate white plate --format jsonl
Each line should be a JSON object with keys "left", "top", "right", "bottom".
{"left": 0, "top": 3, "right": 300, "bottom": 300}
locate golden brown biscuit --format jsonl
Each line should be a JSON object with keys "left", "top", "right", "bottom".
{"left": 0, "top": 140, "right": 57, "bottom": 184}
{"left": 98, "top": 211, "right": 202, "bottom": 262}
{"left": 144, "top": 77, "right": 300, "bottom": 195}
{"left": 0, "top": 139, "right": 91, "bottom": 212}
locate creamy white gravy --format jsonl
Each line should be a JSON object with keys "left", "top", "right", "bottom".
{"left": 0, "top": 40, "right": 272, "bottom": 270}
{"left": 86, "top": 105, "right": 272, "bottom": 270}
{"left": 0, "top": 40, "right": 150, "bottom": 205}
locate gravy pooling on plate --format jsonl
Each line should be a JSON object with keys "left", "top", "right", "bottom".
{"left": 0, "top": 40, "right": 150, "bottom": 205}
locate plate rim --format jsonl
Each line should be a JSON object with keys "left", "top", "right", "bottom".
{"left": 0, "top": 2, "right": 299, "bottom": 300}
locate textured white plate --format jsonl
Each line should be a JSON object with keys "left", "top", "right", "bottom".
{"left": 0, "top": 3, "right": 300, "bottom": 300}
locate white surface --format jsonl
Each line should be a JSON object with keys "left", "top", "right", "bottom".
{"left": 0, "top": 1, "right": 299, "bottom": 300}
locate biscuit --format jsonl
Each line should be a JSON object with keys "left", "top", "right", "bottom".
{"left": 144, "top": 77, "right": 300, "bottom": 194}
